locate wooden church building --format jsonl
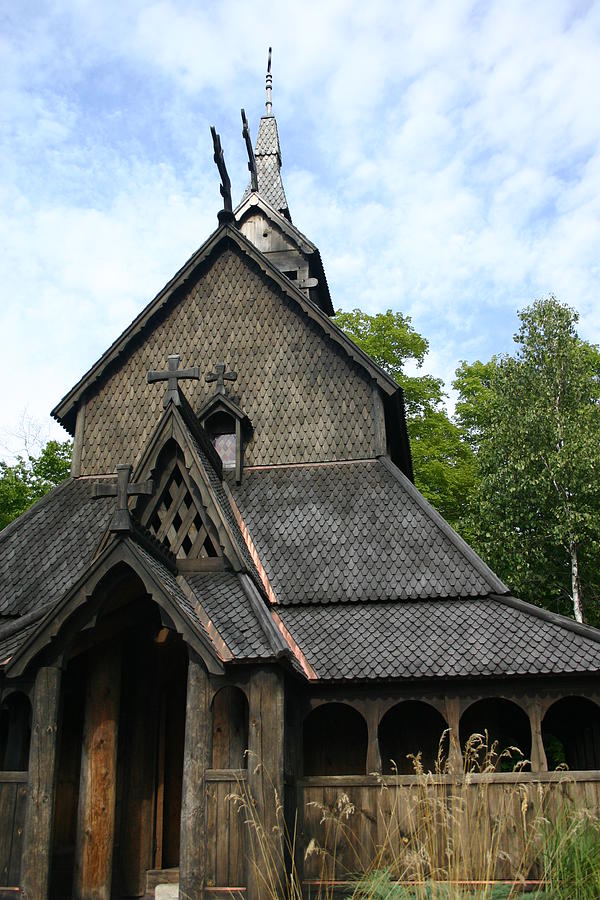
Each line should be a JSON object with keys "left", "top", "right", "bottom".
{"left": 1, "top": 57, "right": 600, "bottom": 899}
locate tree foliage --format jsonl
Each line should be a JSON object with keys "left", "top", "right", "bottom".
{"left": 334, "top": 308, "right": 475, "bottom": 527}
{"left": 454, "top": 297, "right": 600, "bottom": 623}
{"left": 0, "top": 440, "right": 72, "bottom": 531}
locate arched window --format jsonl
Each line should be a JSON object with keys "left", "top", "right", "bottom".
{"left": 378, "top": 701, "right": 448, "bottom": 775}
{"left": 542, "top": 697, "right": 600, "bottom": 771}
{"left": 211, "top": 686, "right": 249, "bottom": 769}
{"left": 0, "top": 692, "right": 32, "bottom": 771}
{"left": 303, "top": 703, "right": 367, "bottom": 776}
{"left": 460, "top": 698, "right": 531, "bottom": 769}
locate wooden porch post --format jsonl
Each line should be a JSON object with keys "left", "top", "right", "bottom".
{"left": 444, "top": 697, "right": 464, "bottom": 773}
{"left": 73, "top": 641, "right": 122, "bottom": 900}
{"left": 20, "top": 665, "right": 62, "bottom": 900}
{"left": 528, "top": 702, "right": 548, "bottom": 772}
{"left": 179, "top": 650, "right": 211, "bottom": 900}
{"left": 247, "top": 667, "right": 285, "bottom": 900}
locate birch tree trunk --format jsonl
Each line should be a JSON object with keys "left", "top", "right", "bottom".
{"left": 570, "top": 538, "right": 584, "bottom": 623}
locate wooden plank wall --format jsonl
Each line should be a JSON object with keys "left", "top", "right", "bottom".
{"left": 0, "top": 775, "right": 27, "bottom": 887}
{"left": 204, "top": 770, "right": 248, "bottom": 890}
{"left": 296, "top": 773, "right": 600, "bottom": 884}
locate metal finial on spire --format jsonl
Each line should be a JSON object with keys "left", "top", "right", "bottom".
{"left": 265, "top": 47, "right": 273, "bottom": 116}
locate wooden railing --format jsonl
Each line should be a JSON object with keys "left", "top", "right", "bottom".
{"left": 0, "top": 773, "right": 27, "bottom": 889}
{"left": 295, "top": 772, "right": 600, "bottom": 885}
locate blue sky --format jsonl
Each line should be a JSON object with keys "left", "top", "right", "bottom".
{"left": 1, "top": 0, "right": 599, "bottom": 458}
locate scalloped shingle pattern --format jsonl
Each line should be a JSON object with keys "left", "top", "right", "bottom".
{"left": 0, "top": 479, "right": 113, "bottom": 618}
{"left": 184, "top": 572, "right": 274, "bottom": 659}
{"left": 80, "top": 248, "right": 374, "bottom": 475}
{"left": 230, "top": 460, "right": 496, "bottom": 605}
{"left": 278, "top": 599, "right": 600, "bottom": 681}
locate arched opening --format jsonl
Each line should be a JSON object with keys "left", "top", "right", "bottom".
{"left": 211, "top": 686, "right": 249, "bottom": 769}
{"left": 460, "top": 698, "right": 531, "bottom": 769}
{"left": 378, "top": 701, "right": 448, "bottom": 775}
{"left": 50, "top": 565, "right": 189, "bottom": 898}
{"left": 0, "top": 692, "right": 31, "bottom": 771}
{"left": 205, "top": 410, "right": 236, "bottom": 469}
{"left": 303, "top": 703, "right": 367, "bottom": 775}
{"left": 542, "top": 697, "right": 600, "bottom": 770}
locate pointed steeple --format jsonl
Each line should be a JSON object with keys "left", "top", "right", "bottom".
{"left": 241, "top": 48, "right": 291, "bottom": 221}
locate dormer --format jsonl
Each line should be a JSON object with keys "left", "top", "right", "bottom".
{"left": 198, "top": 364, "right": 252, "bottom": 483}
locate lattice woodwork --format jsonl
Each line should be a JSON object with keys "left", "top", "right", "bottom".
{"left": 142, "top": 461, "right": 221, "bottom": 560}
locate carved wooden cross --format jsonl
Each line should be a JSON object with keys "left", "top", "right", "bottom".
{"left": 147, "top": 354, "right": 200, "bottom": 407}
{"left": 205, "top": 362, "right": 237, "bottom": 396}
{"left": 92, "top": 464, "right": 153, "bottom": 532}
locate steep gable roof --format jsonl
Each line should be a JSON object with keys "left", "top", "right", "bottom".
{"left": 51, "top": 225, "right": 400, "bottom": 435}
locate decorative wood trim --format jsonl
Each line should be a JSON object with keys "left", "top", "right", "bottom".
{"left": 296, "top": 771, "right": 600, "bottom": 786}
{"left": 70, "top": 399, "right": 86, "bottom": 477}
{"left": 372, "top": 383, "right": 386, "bottom": 457}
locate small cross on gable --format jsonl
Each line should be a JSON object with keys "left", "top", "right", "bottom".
{"left": 205, "top": 362, "right": 237, "bottom": 396}
{"left": 147, "top": 354, "right": 201, "bottom": 407}
{"left": 92, "top": 464, "right": 153, "bottom": 532}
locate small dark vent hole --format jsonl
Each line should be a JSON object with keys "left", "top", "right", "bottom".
{"left": 150, "top": 512, "right": 161, "bottom": 533}
{"left": 205, "top": 536, "right": 218, "bottom": 558}
{"left": 172, "top": 512, "right": 183, "bottom": 532}
{"left": 172, "top": 467, "right": 183, "bottom": 486}
{"left": 193, "top": 513, "right": 203, "bottom": 532}
{"left": 181, "top": 535, "right": 193, "bottom": 556}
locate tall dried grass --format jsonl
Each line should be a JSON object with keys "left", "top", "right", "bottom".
{"left": 227, "top": 735, "right": 600, "bottom": 899}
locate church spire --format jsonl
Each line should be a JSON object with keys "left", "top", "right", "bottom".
{"left": 239, "top": 48, "right": 291, "bottom": 221}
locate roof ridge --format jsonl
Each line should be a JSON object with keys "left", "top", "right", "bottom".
{"left": 493, "top": 594, "right": 600, "bottom": 645}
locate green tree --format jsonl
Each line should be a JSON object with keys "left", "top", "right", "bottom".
{"left": 334, "top": 308, "right": 476, "bottom": 527}
{"left": 454, "top": 297, "right": 600, "bottom": 623}
{"left": 0, "top": 440, "right": 72, "bottom": 530}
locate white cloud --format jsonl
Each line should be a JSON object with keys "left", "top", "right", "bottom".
{"left": 1, "top": 0, "right": 600, "bottom": 457}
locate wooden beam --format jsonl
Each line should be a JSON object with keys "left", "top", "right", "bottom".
{"left": 247, "top": 667, "right": 285, "bottom": 900}
{"left": 179, "top": 651, "right": 210, "bottom": 900}
{"left": 73, "top": 642, "right": 122, "bottom": 900}
{"left": 20, "top": 665, "right": 62, "bottom": 900}
{"left": 119, "top": 640, "right": 157, "bottom": 896}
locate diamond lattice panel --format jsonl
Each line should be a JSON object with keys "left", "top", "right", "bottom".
{"left": 144, "top": 463, "right": 220, "bottom": 560}
{"left": 80, "top": 247, "right": 376, "bottom": 475}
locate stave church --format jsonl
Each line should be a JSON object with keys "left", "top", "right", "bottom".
{"left": 1, "top": 53, "right": 600, "bottom": 899}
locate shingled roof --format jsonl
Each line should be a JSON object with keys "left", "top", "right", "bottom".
{"left": 229, "top": 457, "right": 507, "bottom": 605}
{"left": 277, "top": 597, "right": 600, "bottom": 681}
{"left": 0, "top": 478, "right": 113, "bottom": 620}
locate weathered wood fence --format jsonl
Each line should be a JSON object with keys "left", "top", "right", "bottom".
{"left": 0, "top": 773, "right": 27, "bottom": 889}
{"left": 296, "top": 772, "right": 600, "bottom": 885}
